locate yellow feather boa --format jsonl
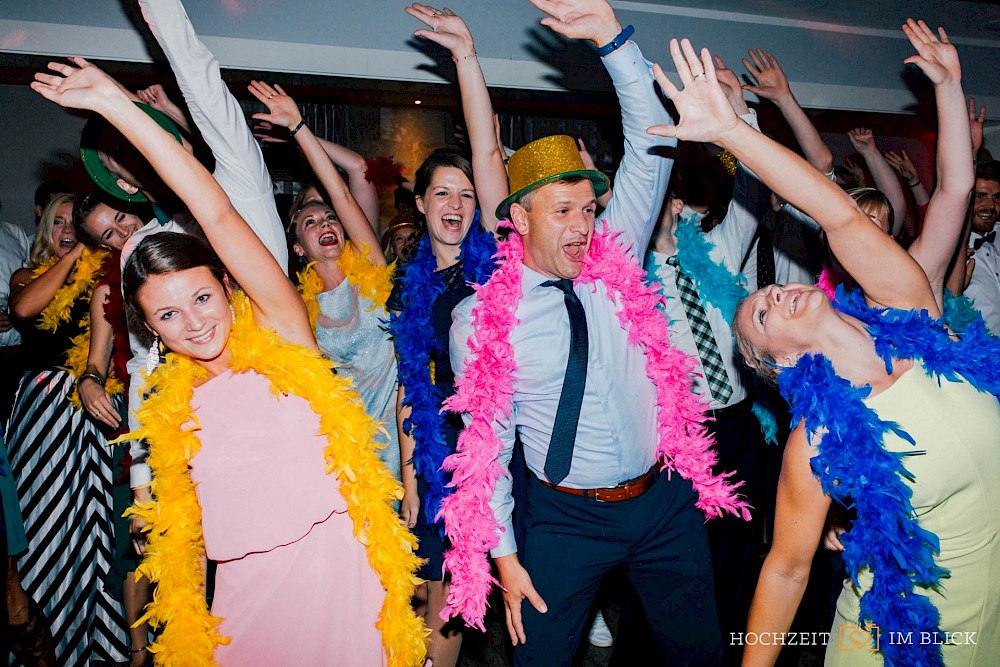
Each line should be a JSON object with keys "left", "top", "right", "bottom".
{"left": 30, "top": 248, "right": 122, "bottom": 408}
{"left": 122, "top": 292, "right": 427, "bottom": 667}
{"left": 297, "top": 242, "right": 394, "bottom": 330}
{"left": 30, "top": 247, "right": 108, "bottom": 332}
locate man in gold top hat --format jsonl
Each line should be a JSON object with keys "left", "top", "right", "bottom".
{"left": 450, "top": 0, "right": 726, "bottom": 664}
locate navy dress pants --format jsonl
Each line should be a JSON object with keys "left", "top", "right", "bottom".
{"left": 514, "top": 470, "right": 724, "bottom": 666}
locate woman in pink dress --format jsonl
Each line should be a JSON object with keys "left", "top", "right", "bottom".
{"left": 31, "top": 57, "right": 426, "bottom": 666}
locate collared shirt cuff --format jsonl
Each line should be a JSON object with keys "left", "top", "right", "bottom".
{"left": 739, "top": 108, "right": 760, "bottom": 131}
{"left": 489, "top": 524, "right": 518, "bottom": 559}
{"left": 600, "top": 40, "right": 644, "bottom": 86}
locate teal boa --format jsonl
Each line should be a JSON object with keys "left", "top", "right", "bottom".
{"left": 646, "top": 215, "right": 779, "bottom": 444}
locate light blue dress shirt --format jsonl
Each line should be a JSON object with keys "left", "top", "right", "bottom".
{"left": 450, "top": 40, "right": 675, "bottom": 558}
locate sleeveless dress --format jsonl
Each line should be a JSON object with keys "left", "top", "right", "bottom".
{"left": 189, "top": 370, "right": 386, "bottom": 666}
{"left": 315, "top": 280, "right": 401, "bottom": 484}
{"left": 825, "top": 363, "right": 1000, "bottom": 666}
{"left": 6, "top": 297, "right": 129, "bottom": 665}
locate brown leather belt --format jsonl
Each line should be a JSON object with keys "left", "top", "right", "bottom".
{"left": 539, "top": 467, "right": 659, "bottom": 503}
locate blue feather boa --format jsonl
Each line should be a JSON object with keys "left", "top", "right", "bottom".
{"left": 389, "top": 217, "right": 497, "bottom": 529}
{"left": 778, "top": 287, "right": 1000, "bottom": 667}
{"left": 646, "top": 215, "right": 779, "bottom": 444}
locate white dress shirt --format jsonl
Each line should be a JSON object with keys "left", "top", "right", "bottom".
{"left": 0, "top": 221, "right": 31, "bottom": 347}
{"left": 125, "top": 0, "right": 287, "bottom": 487}
{"left": 965, "top": 227, "right": 1000, "bottom": 336}
{"left": 451, "top": 40, "right": 675, "bottom": 558}
{"left": 646, "top": 147, "right": 769, "bottom": 411}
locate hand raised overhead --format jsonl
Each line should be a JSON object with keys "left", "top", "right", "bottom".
{"left": 31, "top": 57, "right": 131, "bottom": 114}
{"left": 847, "top": 127, "right": 877, "bottom": 154}
{"left": 529, "top": 0, "right": 621, "bottom": 47}
{"left": 247, "top": 81, "right": 303, "bottom": 131}
{"left": 902, "top": 18, "right": 961, "bottom": 86}
{"left": 741, "top": 48, "right": 792, "bottom": 103}
{"left": 884, "top": 149, "right": 919, "bottom": 183}
{"left": 406, "top": 4, "right": 476, "bottom": 59}
{"left": 647, "top": 39, "right": 741, "bottom": 144}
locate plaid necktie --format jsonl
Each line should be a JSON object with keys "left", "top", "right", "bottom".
{"left": 541, "top": 278, "right": 588, "bottom": 485}
{"left": 666, "top": 256, "right": 733, "bottom": 403}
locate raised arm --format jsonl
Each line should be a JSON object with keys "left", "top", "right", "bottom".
{"left": 137, "top": 0, "right": 288, "bottom": 273}
{"left": 899, "top": 20, "right": 973, "bottom": 304}
{"left": 532, "top": 0, "right": 674, "bottom": 254}
{"left": 252, "top": 120, "right": 381, "bottom": 226}
{"left": 648, "top": 37, "right": 936, "bottom": 314}
{"left": 32, "top": 59, "right": 311, "bottom": 346}
{"left": 407, "top": 4, "right": 508, "bottom": 233}
{"left": 742, "top": 49, "right": 833, "bottom": 174}
{"left": 136, "top": 84, "right": 193, "bottom": 136}
{"left": 847, "top": 127, "right": 908, "bottom": 237}
{"left": 884, "top": 149, "right": 930, "bottom": 209}
{"left": 248, "top": 81, "right": 385, "bottom": 264}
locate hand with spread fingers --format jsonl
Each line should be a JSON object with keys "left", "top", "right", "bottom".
{"left": 406, "top": 3, "right": 477, "bottom": 60}
{"left": 647, "top": 38, "right": 741, "bottom": 145}
{"left": 741, "top": 48, "right": 793, "bottom": 105}
{"left": 529, "top": 0, "right": 621, "bottom": 48}
{"left": 884, "top": 149, "right": 919, "bottom": 184}
{"left": 31, "top": 56, "right": 132, "bottom": 114}
{"left": 247, "top": 81, "right": 303, "bottom": 133}
{"left": 902, "top": 18, "right": 961, "bottom": 86}
{"left": 712, "top": 55, "right": 750, "bottom": 115}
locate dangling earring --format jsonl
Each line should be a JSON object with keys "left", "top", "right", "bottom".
{"left": 146, "top": 335, "right": 160, "bottom": 375}
{"left": 229, "top": 302, "right": 235, "bottom": 322}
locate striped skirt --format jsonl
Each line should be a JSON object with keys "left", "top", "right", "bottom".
{"left": 5, "top": 369, "right": 129, "bottom": 666}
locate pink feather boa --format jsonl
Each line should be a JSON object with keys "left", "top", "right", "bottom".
{"left": 438, "top": 223, "right": 751, "bottom": 628}
{"left": 815, "top": 267, "right": 838, "bottom": 299}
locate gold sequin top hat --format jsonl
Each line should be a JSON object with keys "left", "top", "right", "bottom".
{"left": 496, "top": 135, "right": 610, "bottom": 219}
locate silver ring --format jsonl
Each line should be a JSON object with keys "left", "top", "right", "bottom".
{"left": 267, "top": 94, "right": 274, "bottom": 99}
{"left": 694, "top": 72, "right": 707, "bottom": 80}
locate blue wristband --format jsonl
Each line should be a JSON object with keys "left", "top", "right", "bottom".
{"left": 596, "top": 24, "right": 634, "bottom": 57}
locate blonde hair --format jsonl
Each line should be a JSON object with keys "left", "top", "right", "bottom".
{"left": 732, "top": 296, "right": 779, "bottom": 384}
{"left": 848, "top": 187, "right": 893, "bottom": 235}
{"left": 30, "top": 193, "right": 75, "bottom": 266}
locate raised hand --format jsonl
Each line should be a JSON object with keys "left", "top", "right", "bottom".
{"left": 405, "top": 3, "right": 476, "bottom": 59}
{"left": 247, "top": 81, "right": 303, "bottom": 131}
{"left": 137, "top": 84, "right": 181, "bottom": 118}
{"left": 902, "top": 18, "right": 961, "bottom": 86}
{"left": 741, "top": 48, "right": 792, "bottom": 104}
{"left": 31, "top": 57, "right": 130, "bottom": 114}
{"left": 884, "top": 149, "right": 919, "bottom": 183}
{"left": 969, "top": 97, "right": 987, "bottom": 155}
{"left": 529, "top": 0, "right": 621, "bottom": 48}
{"left": 647, "top": 39, "right": 740, "bottom": 144}
{"left": 712, "top": 55, "right": 749, "bottom": 115}
{"left": 847, "top": 127, "right": 877, "bottom": 155}
{"left": 842, "top": 156, "right": 867, "bottom": 188}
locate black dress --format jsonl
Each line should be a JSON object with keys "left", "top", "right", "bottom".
{"left": 388, "top": 260, "right": 474, "bottom": 580}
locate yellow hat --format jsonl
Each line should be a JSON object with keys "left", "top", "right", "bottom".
{"left": 497, "top": 135, "right": 609, "bottom": 219}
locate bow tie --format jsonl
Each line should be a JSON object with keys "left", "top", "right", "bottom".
{"left": 973, "top": 230, "right": 996, "bottom": 251}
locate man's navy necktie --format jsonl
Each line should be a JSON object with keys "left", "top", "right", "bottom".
{"left": 541, "top": 278, "right": 588, "bottom": 485}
